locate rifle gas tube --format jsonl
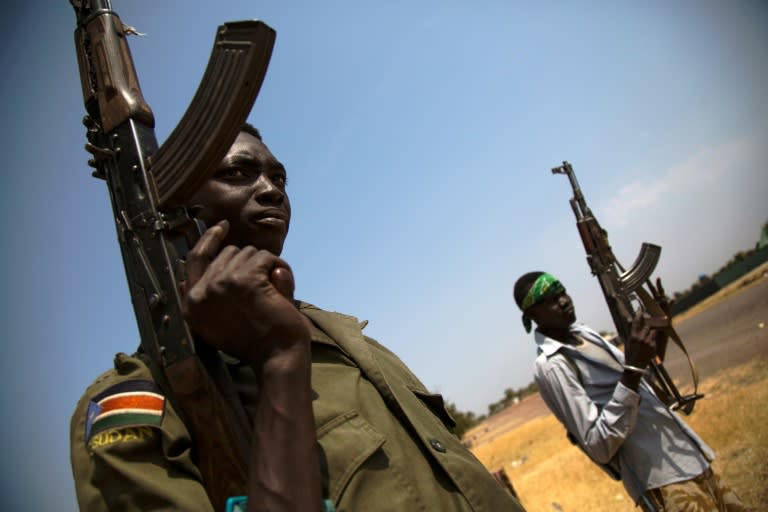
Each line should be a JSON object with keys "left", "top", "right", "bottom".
{"left": 551, "top": 161, "right": 703, "bottom": 414}
{"left": 70, "top": 1, "right": 276, "bottom": 508}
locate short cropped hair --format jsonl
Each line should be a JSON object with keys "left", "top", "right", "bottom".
{"left": 242, "top": 122, "right": 262, "bottom": 140}
{"left": 513, "top": 271, "right": 545, "bottom": 310}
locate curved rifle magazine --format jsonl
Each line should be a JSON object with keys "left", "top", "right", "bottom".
{"left": 619, "top": 242, "right": 661, "bottom": 293}
{"left": 149, "top": 21, "right": 276, "bottom": 207}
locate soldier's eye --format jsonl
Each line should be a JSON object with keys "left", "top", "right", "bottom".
{"left": 272, "top": 173, "right": 287, "bottom": 187}
{"left": 216, "top": 168, "right": 250, "bottom": 181}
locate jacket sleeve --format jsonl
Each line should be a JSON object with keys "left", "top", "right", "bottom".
{"left": 70, "top": 354, "right": 214, "bottom": 511}
{"left": 534, "top": 354, "right": 640, "bottom": 464}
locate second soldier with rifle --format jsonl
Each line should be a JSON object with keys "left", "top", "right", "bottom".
{"left": 509, "top": 160, "right": 747, "bottom": 512}
{"left": 512, "top": 271, "right": 746, "bottom": 512}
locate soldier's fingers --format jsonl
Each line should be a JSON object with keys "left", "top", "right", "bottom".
{"left": 185, "top": 220, "right": 229, "bottom": 288}
{"left": 224, "top": 249, "right": 295, "bottom": 300}
{"left": 201, "top": 245, "right": 240, "bottom": 284}
{"left": 632, "top": 310, "right": 653, "bottom": 336}
{"left": 632, "top": 309, "right": 646, "bottom": 327}
{"left": 648, "top": 328, "right": 660, "bottom": 349}
{"left": 271, "top": 264, "right": 295, "bottom": 300}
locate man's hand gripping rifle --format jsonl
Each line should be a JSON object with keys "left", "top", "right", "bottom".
{"left": 551, "top": 161, "right": 703, "bottom": 414}
{"left": 70, "top": 1, "right": 275, "bottom": 509}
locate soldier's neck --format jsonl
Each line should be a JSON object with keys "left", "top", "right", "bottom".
{"left": 539, "top": 326, "right": 575, "bottom": 344}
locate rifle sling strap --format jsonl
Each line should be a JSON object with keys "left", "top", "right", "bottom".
{"left": 634, "top": 286, "right": 702, "bottom": 409}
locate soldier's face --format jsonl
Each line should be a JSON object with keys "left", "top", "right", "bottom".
{"left": 190, "top": 131, "right": 291, "bottom": 255}
{"left": 528, "top": 292, "right": 577, "bottom": 331}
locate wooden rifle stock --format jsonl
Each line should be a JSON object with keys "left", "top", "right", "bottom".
{"left": 70, "top": 1, "right": 276, "bottom": 508}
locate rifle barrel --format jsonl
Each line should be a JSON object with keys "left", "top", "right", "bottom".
{"left": 551, "top": 160, "right": 703, "bottom": 415}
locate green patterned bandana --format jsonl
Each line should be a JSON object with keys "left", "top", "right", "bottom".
{"left": 521, "top": 273, "right": 565, "bottom": 311}
{"left": 521, "top": 273, "right": 565, "bottom": 332}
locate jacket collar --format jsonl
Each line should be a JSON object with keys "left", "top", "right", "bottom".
{"left": 534, "top": 323, "right": 612, "bottom": 356}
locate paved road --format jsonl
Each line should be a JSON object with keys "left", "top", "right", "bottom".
{"left": 665, "top": 277, "right": 768, "bottom": 382}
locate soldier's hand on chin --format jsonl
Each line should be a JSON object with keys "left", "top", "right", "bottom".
{"left": 181, "top": 220, "right": 310, "bottom": 367}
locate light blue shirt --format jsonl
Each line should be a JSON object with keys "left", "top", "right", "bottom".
{"left": 533, "top": 323, "right": 714, "bottom": 503}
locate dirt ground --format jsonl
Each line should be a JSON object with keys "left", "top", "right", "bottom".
{"left": 471, "top": 359, "right": 768, "bottom": 512}
{"left": 463, "top": 261, "right": 768, "bottom": 449}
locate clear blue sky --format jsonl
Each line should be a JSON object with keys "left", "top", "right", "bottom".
{"left": 1, "top": 1, "right": 766, "bottom": 509}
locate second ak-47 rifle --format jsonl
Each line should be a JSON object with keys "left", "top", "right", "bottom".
{"left": 551, "top": 161, "right": 703, "bottom": 414}
{"left": 70, "top": 1, "right": 275, "bottom": 509}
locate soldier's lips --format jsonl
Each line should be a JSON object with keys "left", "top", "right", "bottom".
{"left": 250, "top": 209, "right": 288, "bottom": 228}
{"left": 253, "top": 216, "right": 287, "bottom": 228}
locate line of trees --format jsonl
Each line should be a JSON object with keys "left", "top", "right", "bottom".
{"left": 446, "top": 381, "right": 539, "bottom": 438}
{"left": 672, "top": 219, "right": 768, "bottom": 302}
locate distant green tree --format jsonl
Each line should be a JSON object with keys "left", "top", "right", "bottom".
{"left": 487, "top": 402, "right": 504, "bottom": 416}
{"left": 483, "top": 381, "right": 540, "bottom": 419}
{"left": 444, "top": 401, "right": 479, "bottom": 438}
{"left": 667, "top": 220, "right": 767, "bottom": 310}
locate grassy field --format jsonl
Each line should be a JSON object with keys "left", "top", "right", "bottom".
{"left": 470, "top": 358, "right": 768, "bottom": 512}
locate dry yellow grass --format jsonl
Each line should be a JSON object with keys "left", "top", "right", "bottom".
{"left": 471, "top": 359, "right": 768, "bottom": 512}
{"left": 683, "top": 359, "right": 768, "bottom": 509}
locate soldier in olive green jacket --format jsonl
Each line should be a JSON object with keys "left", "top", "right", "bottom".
{"left": 71, "top": 125, "right": 525, "bottom": 512}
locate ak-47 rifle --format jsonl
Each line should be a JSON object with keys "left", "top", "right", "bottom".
{"left": 551, "top": 161, "right": 703, "bottom": 414}
{"left": 70, "top": 1, "right": 275, "bottom": 509}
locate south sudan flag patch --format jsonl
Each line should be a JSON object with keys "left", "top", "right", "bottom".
{"left": 85, "top": 380, "right": 165, "bottom": 442}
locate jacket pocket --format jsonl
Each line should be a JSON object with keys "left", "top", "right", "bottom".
{"left": 316, "top": 410, "right": 386, "bottom": 504}
{"left": 409, "top": 388, "right": 457, "bottom": 430}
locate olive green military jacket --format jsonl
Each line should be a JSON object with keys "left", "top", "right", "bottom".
{"left": 71, "top": 302, "right": 524, "bottom": 511}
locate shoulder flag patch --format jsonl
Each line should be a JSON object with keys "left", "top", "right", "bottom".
{"left": 85, "top": 380, "right": 165, "bottom": 442}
